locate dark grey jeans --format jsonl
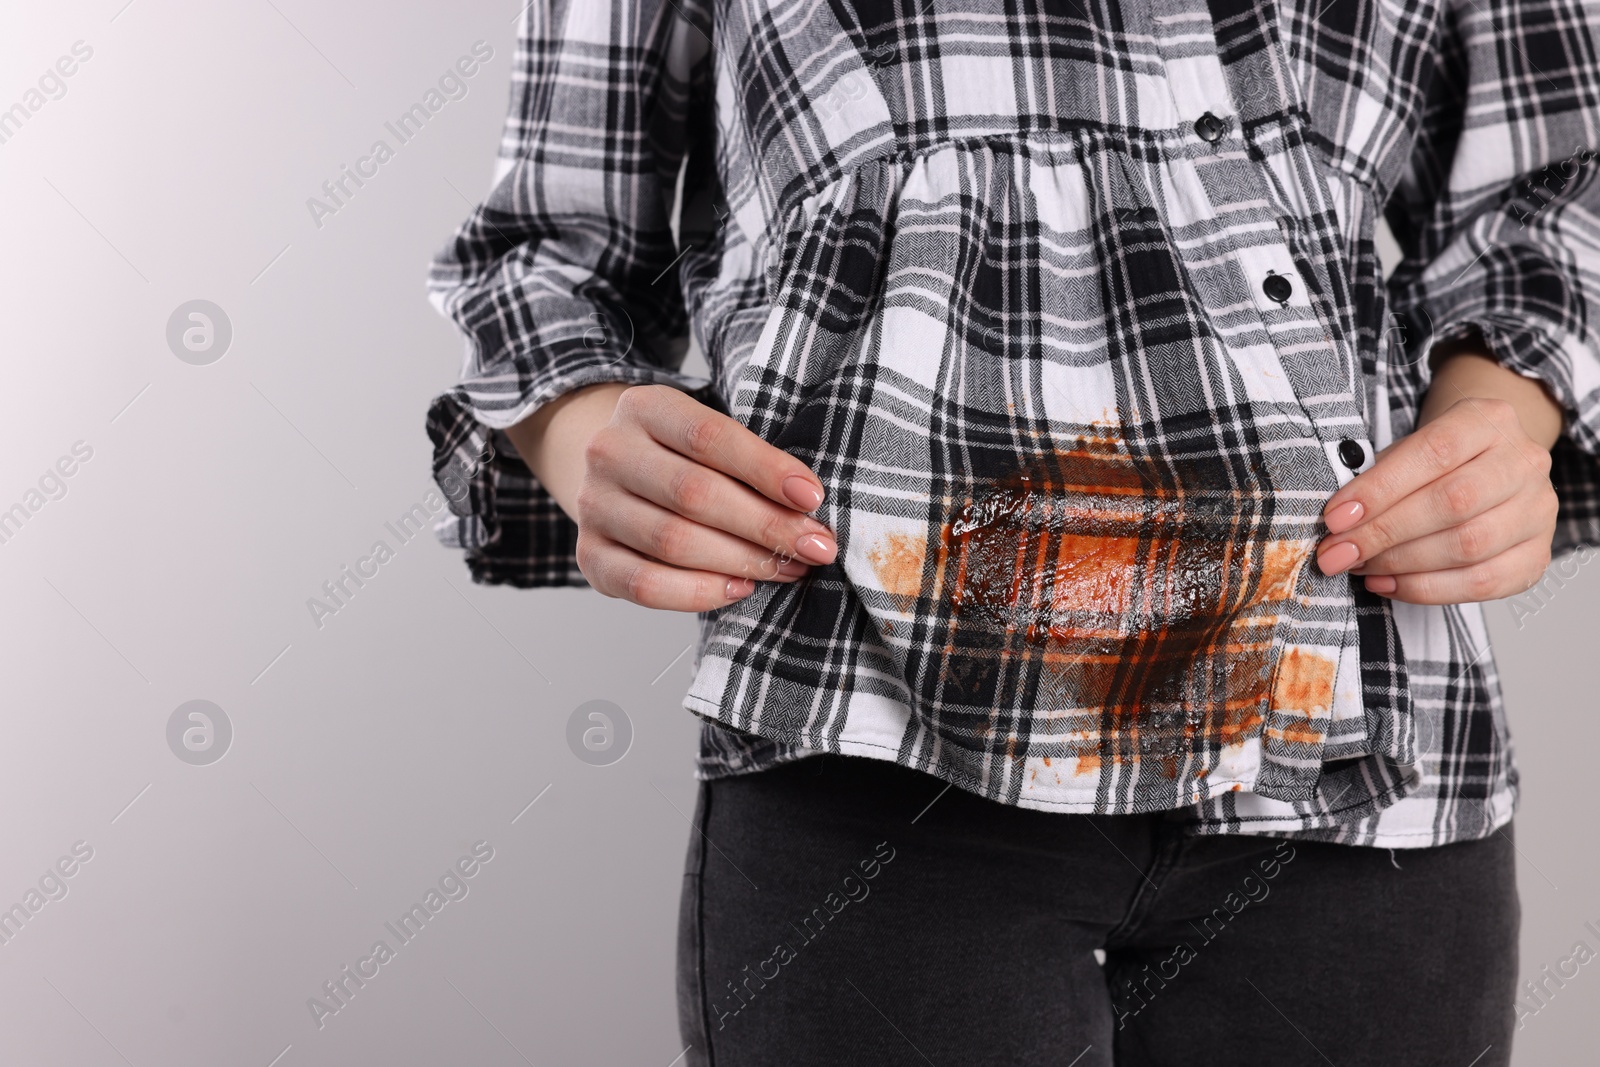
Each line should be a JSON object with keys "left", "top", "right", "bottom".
{"left": 677, "top": 755, "right": 1518, "bottom": 1066}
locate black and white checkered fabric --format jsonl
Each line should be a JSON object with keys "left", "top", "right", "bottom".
{"left": 426, "top": 0, "right": 1600, "bottom": 845}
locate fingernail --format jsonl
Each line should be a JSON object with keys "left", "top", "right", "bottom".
{"left": 795, "top": 533, "right": 837, "bottom": 565}
{"left": 1317, "top": 540, "right": 1361, "bottom": 575}
{"left": 726, "top": 578, "right": 755, "bottom": 600}
{"left": 1364, "top": 574, "right": 1398, "bottom": 595}
{"left": 1324, "top": 500, "right": 1364, "bottom": 534}
{"left": 777, "top": 558, "right": 810, "bottom": 578}
{"left": 783, "top": 476, "right": 824, "bottom": 512}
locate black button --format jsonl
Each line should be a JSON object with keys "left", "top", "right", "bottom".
{"left": 1194, "top": 112, "right": 1226, "bottom": 143}
{"left": 1338, "top": 439, "right": 1365, "bottom": 470}
{"left": 1262, "top": 271, "right": 1293, "bottom": 305}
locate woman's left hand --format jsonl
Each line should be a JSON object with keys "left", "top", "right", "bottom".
{"left": 1316, "top": 381, "right": 1560, "bottom": 604}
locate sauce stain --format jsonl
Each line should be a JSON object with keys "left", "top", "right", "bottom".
{"left": 927, "top": 432, "right": 1326, "bottom": 777}
{"left": 1271, "top": 647, "right": 1337, "bottom": 715}
{"left": 867, "top": 531, "right": 926, "bottom": 611}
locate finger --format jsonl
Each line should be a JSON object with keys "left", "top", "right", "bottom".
{"left": 1317, "top": 447, "right": 1529, "bottom": 574}
{"left": 1320, "top": 401, "right": 1506, "bottom": 536}
{"left": 1363, "top": 537, "right": 1553, "bottom": 605}
{"left": 1353, "top": 486, "right": 1558, "bottom": 576}
{"left": 602, "top": 441, "right": 837, "bottom": 565}
{"left": 623, "top": 385, "right": 828, "bottom": 513}
{"left": 576, "top": 532, "right": 761, "bottom": 611}
{"left": 586, "top": 490, "right": 813, "bottom": 582}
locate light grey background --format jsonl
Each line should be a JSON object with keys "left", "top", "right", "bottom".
{"left": 0, "top": 2, "right": 1594, "bottom": 1064}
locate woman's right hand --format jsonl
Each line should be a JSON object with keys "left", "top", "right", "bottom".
{"left": 506, "top": 382, "right": 837, "bottom": 611}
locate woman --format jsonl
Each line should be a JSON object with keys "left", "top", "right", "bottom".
{"left": 425, "top": 0, "right": 1598, "bottom": 1061}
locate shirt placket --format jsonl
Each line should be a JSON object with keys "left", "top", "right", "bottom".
{"left": 1144, "top": 0, "right": 1381, "bottom": 800}
{"left": 1148, "top": 0, "right": 1371, "bottom": 462}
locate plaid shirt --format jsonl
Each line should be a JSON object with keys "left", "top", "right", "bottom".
{"left": 426, "top": 0, "right": 1600, "bottom": 846}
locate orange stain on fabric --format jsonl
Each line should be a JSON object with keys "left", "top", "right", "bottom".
{"left": 867, "top": 532, "right": 926, "bottom": 609}
{"left": 1216, "top": 699, "right": 1266, "bottom": 747}
{"left": 928, "top": 427, "right": 1329, "bottom": 776}
{"left": 1046, "top": 533, "right": 1141, "bottom": 616}
{"left": 1265, "top": 648, "right": 1337, "bottom": 745}
{"left": 1272, "top": 648, "right": 1337, "bottom": 713}
{"left": 1244, "top": 539, "right": 1313, "bottom": 608}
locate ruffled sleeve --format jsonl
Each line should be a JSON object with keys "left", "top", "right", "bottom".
{"left": 425, "top": 0, "right": 714, "bottom": 585}
{"left": 1383, "top": 0, "right": 1600, "bottom": 557}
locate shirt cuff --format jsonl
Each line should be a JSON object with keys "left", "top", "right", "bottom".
{"left": 1416, "top": 310, "right": 1600, "bottom": 558}
{"left": 427, "top": 364, "right": 711, "bottom": 588}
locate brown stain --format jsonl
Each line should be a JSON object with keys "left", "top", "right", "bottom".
{"left": 931, "top": 429, "right": 1326, "bottom": 776}
{"left": 1047, "top": 533, "right": 1142, "bottom": 616}
{"left": 867, "top": 532, "right": 927, "bottom": 610}
{"left": 943, "top": 436, "right": 1162, "bottom": 645}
